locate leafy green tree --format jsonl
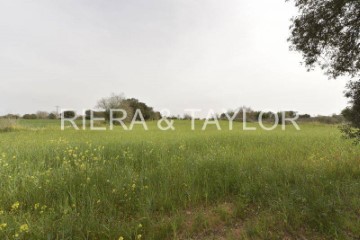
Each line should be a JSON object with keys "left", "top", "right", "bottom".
{"left": 123, "top": 98, "right": 156, "bottom": 121}
{"left": 288, "top": 0, "right": 360, "bottom": 142}
{"left": 62, "top": 111, "right": 76, "bottom": 119}
{"left": 341, "top": 81, "right": 360, "bottom": 143}
{"left": 23, "top": 114, "right": 37, "bottom": 119}
{"left": 84, "top": 110, "right": 105, "bottom": 120}
{"left": 48, "top": 113, "right": 57, "bottom": 119}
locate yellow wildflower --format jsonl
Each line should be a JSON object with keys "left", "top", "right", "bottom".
{"left": 137, "top": 234, "right": 142, "bottom": 239}
{"left": 19, "top": 224, "right": 29, "bottom": 233}
{"left": 11, "top": 201, "right": 20, "bottom": 211}
{"left": 118, "top": 237, "right": 124, "bottom": 240}
{"left": 34, "top": 203, "right": 40, "bottom": 210}
{"left": 0, "top": 223, "right": 7, "bottom": 230}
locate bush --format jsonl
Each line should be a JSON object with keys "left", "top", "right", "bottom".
{"left": 0, "top": 118, "right": 18, "bottom": 132}
{"left": 23, "top": 114, "right": 37, "bottom": 119}
{"left": 48, "top": 113, "right": 57, "bottom": 119}
{"left": 62, "top": 111, "right": 76, "bottom": 118}
{"left": 312, "top": 115, "right": 344, "bottom": 124}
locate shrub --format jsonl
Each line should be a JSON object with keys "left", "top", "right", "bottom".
{"left": 48, "top": 113, "right": 57, "bottom": 119}
{"left": 0, "top": 118, "right": 18, "bottom": 132}
{"left": 23, "top": 114, "right": 37, "bottom": 119}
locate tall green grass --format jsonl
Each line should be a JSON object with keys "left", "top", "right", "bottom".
{"left": 0, "top": 120, "right": 359, "bottom": 239}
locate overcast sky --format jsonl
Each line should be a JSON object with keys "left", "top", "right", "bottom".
{"left": 0, "top": 0, "right": 349, "bottom": 117}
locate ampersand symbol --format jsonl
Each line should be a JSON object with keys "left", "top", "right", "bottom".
{"left": 157, "top": 109, "right": 175, "bottom": 131}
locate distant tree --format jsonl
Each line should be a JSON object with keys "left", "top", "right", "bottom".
{"left": 23, "top": 114, "right": 37, "bottom": 119}
{"left": 1, "top": 114, "right": 20, "bottom": 119}
{"left": 288, "top": 0, "right": 360, "bottom": 142}
{"left": 235, "top": 107, "right": 256, "bottom": 122}
{"left": 151, "top": 111, "right": 162, "bottom": 120}
{"left": 62, "top": 111, "right": 76, "bottom": 118}
{"left": 85, "top": 110, "right": 91, "bottom": 120}
{"left": 84, "top": 110, "right": 105, "bottom": 120}
{"left": 183, "top": 114, "right": 192, "bottom": 120}
{"left": 299, "top": 114, "right": 311, "bottom": 119}
{"left": 36, "top": 111, "right": 49, "bottom": 119}
{"left": 312, "top": 115, "right": 345, "bottom": 124}
{"left": 48, "top": 112, "right": 57, "bottom": 119}
{"left": 96, "top": 94, "right": 159, "bottom": 122}
{"left": 96, "top": 93, "right": 133, "bottom": 122}
{"left": 219, "top": 107, "right": 258, "bottom": 122}
{"left": 277, "top": 111, "right": 298, "bottom": 124}
{"left": 255, "top": 111, "right": 274, "bottom": 121}
{"left": 168, "top": 115, "right": 180, "bottom": 120}
{"left": 123, "top": 98, "right": 156, "bottom": 121}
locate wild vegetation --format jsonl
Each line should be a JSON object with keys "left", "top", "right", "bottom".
{"left": 0, "top": 120, "right": 359, "bottom": 239}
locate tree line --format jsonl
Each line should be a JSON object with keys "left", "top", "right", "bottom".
{"left": 1, "top": 95, "right": 161, "bottom": 121}
{"left": 0, "top": 93, "right": 346, "bottom": 125}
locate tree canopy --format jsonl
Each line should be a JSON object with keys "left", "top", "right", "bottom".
{"left": 288, "top": 0, "right": 360, "bottom": 79}
{"left": 288, "top": 0, "right": 360, "bottom": 142}
{"left": 95, "top": 93, "right": 160, "bottom": 122}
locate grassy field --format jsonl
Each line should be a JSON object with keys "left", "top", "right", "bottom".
{"left": 0, "top": 120, "right": 359, "bottom": 239}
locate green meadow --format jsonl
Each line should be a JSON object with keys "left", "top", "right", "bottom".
{"left": 0, "top": 120, "right": 359, "bottom": 239}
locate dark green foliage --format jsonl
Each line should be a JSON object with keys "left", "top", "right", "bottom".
{"left": 84, "top": 110, "right": 105, "bottom": 120}
{"left": 95, "top": 94, "right": 159, "bottom": 122}
{"left": 62, "top": 111, "right": 76, "bottom": 118}
{"left": 23, "top": 114, "right": 37, "bottom": 119}
{"left": 48, "top": 113, "right": 57, "bottom": 119}
{"left": 341, "top": 81, "right": 360, "bottom": 143}
{"left": 288, "top": 0, "right": 360, "bottom": 79}
{"left": 343, "top": 81, "right": 360, "bottom": 129}
{"left": 124, "top": 98, "right": 157, "bottom": 121}
{"left": 299, "top": 114, "right": 311, "bottom": 119}
{"left": 288, "top": 0, "right": 360, "bottom": 142}
{"left": 0, "top": 114, "right": 20, "bottom": 119}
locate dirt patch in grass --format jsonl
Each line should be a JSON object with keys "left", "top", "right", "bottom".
{"left": 175, "top": 202, "right": 245, "bottom": 239}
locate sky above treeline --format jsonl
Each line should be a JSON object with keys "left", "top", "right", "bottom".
{"left": 0, "top": 0, "right": 349, "bottom": 117}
